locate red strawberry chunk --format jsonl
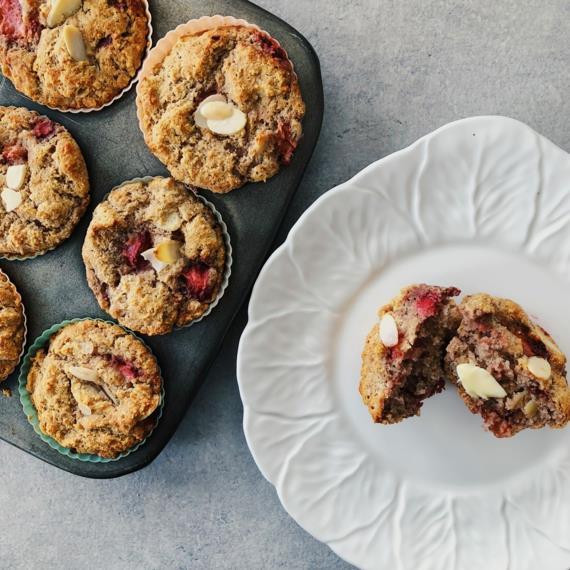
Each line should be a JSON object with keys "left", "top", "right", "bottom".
{"left": 275, "top": 121, "right": 296, "bottom": 165}
{"left": 1, "top": 142, "right": 27, "bottom": 164}
{"left": 415, "top": 290, "right": 441, "bottom": 319}
{"left": 110, "top": 355, "right": 139, "bottom": 380}
{"left": 32, "top": 119, "right": 56, "bottom": 140}
{"left": 123, "top": 231, "right": 151, "bottom": 270}
{"left": 252, "top": 32, "right": 288, "bottom": 61}
{"left": 0, "top": 0, "right": 24, "bottom": 41}
{"left": 182, "top": 263, "right": 212, "bottom": 301}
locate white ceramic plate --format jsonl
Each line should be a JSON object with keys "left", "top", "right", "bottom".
{"left": 237, "top": 117, "right": 570, "bottom": 570}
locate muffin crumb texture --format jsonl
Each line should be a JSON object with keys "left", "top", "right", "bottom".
{"left": 26, "top": 320, "right": 162, "bottom": 458}
{"left": 0, "top": 106, "right": 89, "bottom": 257}
{"left": 0, "top": 0, "right": 149, "bottom": 109}
{"left": 360, "top": 284, "right": 461, "bottom": 424}
{"left": 446, "top": 293, "right": 570, "bottom": 437}
{"left": 0, "top": 271, "right": 25, "bottom": 382}
{"left": 137, "top": 25, "right": 305, "bottom": 193}
{"left": 82, "top": 177, "right": 227, "bottom": 336}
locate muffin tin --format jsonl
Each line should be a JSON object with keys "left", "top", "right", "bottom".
{"left": 0, "top": 0, "right": 323, "bottom": 478}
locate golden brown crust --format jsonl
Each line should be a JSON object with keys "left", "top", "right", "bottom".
{"left": 26, "top": 319, "right": 162, "bottom": 458}
{"left": 0, "top": 0, "right": 149, "bottom": 109}
{"left": 0, "top": 106, "right": 89, "bottom": 257}
{"left": 82, "top": 177, "right": 227, "bottom": 336}
{"left": 0, "top": 271, "right": 25, "bottom": 382}
{"left": 137, "top": 25, "right": 305, "bottom": 193}
{"left": 446, "top": 293, "right": 570, "bottom": 437}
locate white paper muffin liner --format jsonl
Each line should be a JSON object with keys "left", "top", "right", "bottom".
{"left": 0, "top": 268, "right": 27, "bottom": 382}
{"left": 41, "top": 0, "right": 153, "bottom": 114}
{"left": 135, "top": 14, "right": 298, "bottom": 128}
{"left": 86, "top": 175, "right": 232, "bottom": 332}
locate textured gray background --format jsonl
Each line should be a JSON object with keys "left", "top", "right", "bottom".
{"left": 1, "top": 1, "right": 569, "bottom": 568}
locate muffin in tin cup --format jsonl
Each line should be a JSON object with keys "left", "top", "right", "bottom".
{"left": 82, "top": 176, "right": 232, "bottom": 336}
{"left": 19, "top": 318, "right": 164, "bottom": 462}
{"left": 0, "top": 269, "right": 26, "bottom": 383}
{"left": 0, "top": 0, "right": 153, "bottom": 112}
{"left": 0, "top": 106, "right": 90, "bottom": 260}
{"left": 136, "top": 15, "right": 306, "bottom": 193}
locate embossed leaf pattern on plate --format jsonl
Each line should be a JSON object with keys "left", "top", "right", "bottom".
{"left": 237, "top": 117, "right": 570, "bottom": 570}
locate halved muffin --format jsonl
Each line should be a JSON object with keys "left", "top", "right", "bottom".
{"left": 360, "top": 284, "right": 461, "bottom": 424}
{"left": 445, "top": 294, "right": 570, "bottom": 437}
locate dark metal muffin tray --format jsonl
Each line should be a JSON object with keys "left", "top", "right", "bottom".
{"left": 0, "top": 0, "right": 323, "bottom": 478}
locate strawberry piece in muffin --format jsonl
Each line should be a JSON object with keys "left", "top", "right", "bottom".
{"left": 360, "top": 284, "right": 461, "bottom": 424}
{"left": 445, "top": 294, "right": 570, "bottom": 437}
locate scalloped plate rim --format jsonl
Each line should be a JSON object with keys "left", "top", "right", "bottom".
{"left": 237, "top": 115, "right": 570, "bottom": 570}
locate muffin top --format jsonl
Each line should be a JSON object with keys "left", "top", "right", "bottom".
{"left": 137, "top": 24, "right": 305, "bottom": 193}
{"left": 0, "top": 271, "right": 25, "bottom": 382}
{"left": 0, "top": 0, "right": 150, "bottom": 110}
{"left": 82, "top": 177, "right": 228, "bottom": 336}
{"left": 26, "top": 319, "right": 162, "bottom": 458}
{"left": 0, "top": 106, "right": 89, "bottom": 258}
{"left": 446, "top": 293, "right": 570, "bottom": 437}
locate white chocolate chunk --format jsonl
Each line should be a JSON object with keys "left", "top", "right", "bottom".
{"left": 141, "top": 247, "right": 167, "bottom": 273}
{"left": 379, "top": 313, "right": 399, "bottom": 347}
{"left": 1, "top": 188, "right": 22, "bottom": 212}
{"left": 456, "top": 363, "right": 507, "bottom": 400}
{"left": 527, "top": 356, "right": 551, "bottom": 380}
{"left": 47, "top": 0, "right": 82, "bottom": 27}
{"left": 200, "top": 101, "right": 234, "bottom": 120}
{"left": 194, "top": 95, "right": 226, "bottom": 128}
{"left": 68, "top": 365, "right": 98, "bottom": 383}
{"left": 5, "top": 164, "right": 27, "bottom": 190}
{"left": 63, "top": 25, "right": 88, "bottom": 61}
{"left": 207, "top": 108, "right": 247, "bottom": 136}
{"left": 155, "top": 240, "right": 181, "bottom": 263}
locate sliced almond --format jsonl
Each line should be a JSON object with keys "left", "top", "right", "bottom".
{"left": 456, "top": 363, "right": 507, "bottom": 400}
{"left": 141, "top": 247, "right": 167, "bottom": 273}
{"left": 1, "top": 188, "right": 22, "bottom": 212}
{"left": 155, "top": 240, "right": 181, "bottom": 264}
{"left": 80, "top": 340, "right": 94, "bottom": 355}
{"left": 63, "top": 25, "right": 88, "bottom": 61}
{"left": 207, "top": 108, "right": 247, "bottom": 136}
{"left": 523, "top": 400, "right": 539, "bottom": 418}
{"left": 527, "top": 357, "right": 551, "bottom": 381}
{"left": 5, "top": 164, "right": 27, "bottom": 190}
{"left": 379, "top": 313, "right": 399, "bottom": 347}
{"left": 200, "top": 101, "right": 234, "bottom": 120}
{"left": 68, "top": 365, "right": 98, "bottom": 383}
{"left": 157, "top": 211, "right": 182, "bottom": 231}
{"left": 47, "top": 0, "right": 82, "bottom": 27}
{"left": 194, "top": 94, "right": 226, "bottom": 128}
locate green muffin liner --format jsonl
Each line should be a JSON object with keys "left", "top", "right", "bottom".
{"left": 18, "top": 318, "right": 165, "bottom": 463}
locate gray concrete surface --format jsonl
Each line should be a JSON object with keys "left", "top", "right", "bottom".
{"left": 1, "top": 1, "right": 569, "bottom": 568}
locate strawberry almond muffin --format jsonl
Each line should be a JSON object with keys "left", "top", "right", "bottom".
{"left": 136, "top": 22, "right": 305, "bottom": 193}
{"left": 446, "top": 294, "right": 570, "bottom": 437}
{"left": 360, "top": 284, "right": 461, "bottom": 424}
{"left": 0, "top": 0, "right": 150, "bottom": 110}
{"left": 82, "top": 177, "right": 228, "bottom": 336}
